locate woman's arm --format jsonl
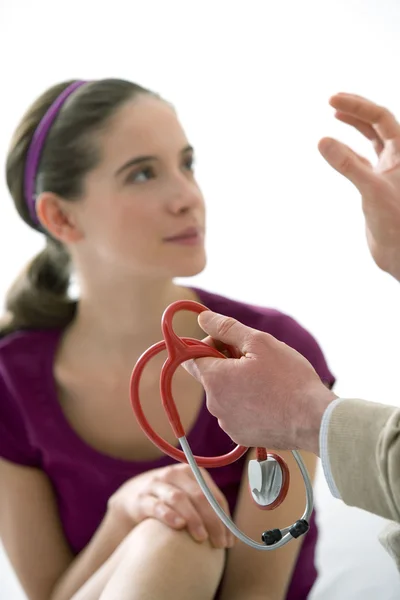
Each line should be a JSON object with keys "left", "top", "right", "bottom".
{"left": 218, "top": 449, "right": 318, "bottom": 600}
{"left": 0, "top": 458, "right": 132, "bottom": 600}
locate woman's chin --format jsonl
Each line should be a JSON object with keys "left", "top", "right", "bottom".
{"left": 173, "top": 255, "right": 207, "bottom": 278}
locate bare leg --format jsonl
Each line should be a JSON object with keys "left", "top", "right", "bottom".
{"left": 99, "top": 518, "right": 226, "bottom": 600}
{"left": 69, "top": 533, "right": 132, "bottom": 600}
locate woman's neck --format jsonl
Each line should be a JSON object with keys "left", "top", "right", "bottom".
{"left": 64, "top": 276, "right": 203, "bottom": 365}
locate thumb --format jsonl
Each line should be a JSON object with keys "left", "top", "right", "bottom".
{"left": 318, "top": 137, "right": 378, "bottom": 192}
{"left": 198, "top": 311, "right": 253, "bottom": 352}
{"left": 182, "top": 311, "right": 253, "bottom": 381}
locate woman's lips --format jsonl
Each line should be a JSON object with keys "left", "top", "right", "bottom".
{"left": 164, "top": 228, "right": 203, "bottom": 245}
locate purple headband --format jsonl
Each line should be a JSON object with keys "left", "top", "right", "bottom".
{"left": 24, "top": 80, "right": 88, "bottom": 226}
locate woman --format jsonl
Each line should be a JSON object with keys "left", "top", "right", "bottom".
{"left": 0, "top": 78, "right": 334, "bottom": 599}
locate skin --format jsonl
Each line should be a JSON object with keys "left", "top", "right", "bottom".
{"left": 0, "top": 93, "right": 313, "bottom": 600}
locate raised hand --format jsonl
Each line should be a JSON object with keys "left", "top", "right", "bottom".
{"left": 319, "top": 93, "right": 400, "bottom": 281}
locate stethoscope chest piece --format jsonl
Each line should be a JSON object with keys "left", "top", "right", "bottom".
{"left": 248, "top": 456, "right": 289, "bottom": 509}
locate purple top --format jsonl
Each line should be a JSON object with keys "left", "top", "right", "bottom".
{"left": 0, "top": 288, "right": 335, "bottom": 599}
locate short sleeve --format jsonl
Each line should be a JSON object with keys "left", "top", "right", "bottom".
{"left": 256, "top": 311, "right": 336, "bottom": 389}
{"left": 0, "top": 367, "right": 40, "bottom": 467}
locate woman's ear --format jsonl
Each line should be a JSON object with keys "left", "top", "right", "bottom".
{"left": 36, "top": 192, "right": 84, "bottom": 243}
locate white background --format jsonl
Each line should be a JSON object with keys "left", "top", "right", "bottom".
{"left": 1, "top": 0, "right": 400, "bottom": 598}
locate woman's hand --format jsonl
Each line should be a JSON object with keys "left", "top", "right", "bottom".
{"left": 107, "top": 463, "right": 235, "bottom": 549}
{"left": 319, "top": 93, "right": 400, "bottom": 282}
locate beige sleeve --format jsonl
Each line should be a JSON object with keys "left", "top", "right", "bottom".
{"left": 327, "top": 398, "right": 400, "bottom": 523}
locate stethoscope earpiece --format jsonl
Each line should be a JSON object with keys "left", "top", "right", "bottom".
{"left": 130, "top": 299, "right": 313, "bottom": 550}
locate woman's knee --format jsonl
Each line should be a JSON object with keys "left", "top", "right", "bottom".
{"left": 131, "top": 517, "right": 224, "bottom": 552}
{"left": 128, "top": 518, "right": 226, "bottom": 577}
{"left": 99, "top": 519, "right": 226, "bottom": 600}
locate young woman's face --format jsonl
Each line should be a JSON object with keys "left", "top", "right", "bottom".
{"left": 75, "top": 95, "right": 206, "bottom": 279}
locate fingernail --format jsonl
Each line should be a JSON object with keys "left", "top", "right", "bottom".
{"left": 174, "top": 516, "right": 185, "bottom": 526}
{"left": 198, "top": 311, "right": 213, "bottom": 328}
{"left": 182, "top": 359, "right": 193, "bottom": 374}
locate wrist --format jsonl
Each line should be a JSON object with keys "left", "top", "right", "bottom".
{"left": 297, "top": 384, "right": 337, "bottom": 455}
{"left": 107, "top": 495, "right": 137, "bottom": 537}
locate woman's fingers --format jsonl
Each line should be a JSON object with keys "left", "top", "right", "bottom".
{"left": 151, "top": 482, "right": 210, "bottom": 543}
{"left": 138, "top": 493, "right": 186, "bottom": 529}
{"left": 137, "top": 465, "right": 235, "bottom": 548}
{"left": 190, "top": 468, "right": 235, "bottom": 547}
{"left": 185, "top": 480, "right": 235, "bottom": 549}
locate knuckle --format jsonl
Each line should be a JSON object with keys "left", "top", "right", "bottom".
{"left": 137, "top": 489, "right": 147, "bottom": 501}
{"left": 217, "top": 316, "right": 238, "bottom": 338}
{"left": 192, "top": 487, "right": 206, "bottom": 503}
{"left": 192, "top": 490, "right": 214, "bottom": 513}
{"left": 181, "top": 464, "right": 197, "bottom": 481}
{"left": 153, "top": 500, "right": 166, "bottom": 515}
{"left": 339, "top": 155, "right": 353, "bottom": 174}
{"left": 169, "top": 489, "right": 185, "bottom": 504}
{"left": 160, "top": 465, "right": 176, "bottom": 481}
{"left": 377, "top": 105, "right": 392, "bottom": 119}
{"left": 252, "top": 330, "right": 266, "bottom": 347}
{"left": 178, "top": 463, "right": 191, "bottom": 474}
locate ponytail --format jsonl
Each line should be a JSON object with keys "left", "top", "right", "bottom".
{"left": 0, "top": 239, "right": 77, "bottom": 337}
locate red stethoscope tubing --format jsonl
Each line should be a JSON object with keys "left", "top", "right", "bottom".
{"left": 130, "top": 299, "right": 289, "bottom": 508}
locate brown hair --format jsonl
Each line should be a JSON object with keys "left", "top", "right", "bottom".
{"left": 2, "top": 78, "right": 155, "bottom": 337}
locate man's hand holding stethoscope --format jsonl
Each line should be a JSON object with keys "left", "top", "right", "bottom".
{"left": 182, "top": 313, "right": 337, "bottom": 455}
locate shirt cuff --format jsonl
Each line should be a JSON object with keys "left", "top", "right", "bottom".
{"left": 319, "top": 397, "right": 345, "bottom": 499}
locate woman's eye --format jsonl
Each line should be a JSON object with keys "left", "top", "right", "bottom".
{"left": 128, "top": 167, "right": 154, "bottom": 183}
{"left": 184, "top": 155, "right": 195, "bottom": 172}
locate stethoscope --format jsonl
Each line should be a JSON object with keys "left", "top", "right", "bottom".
{"left": 130, "top": 299, "right": 313, "bottom": 550}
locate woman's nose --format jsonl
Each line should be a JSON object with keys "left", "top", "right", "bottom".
{"left": 165, "top": 177, "right": 203, "bottom": 215}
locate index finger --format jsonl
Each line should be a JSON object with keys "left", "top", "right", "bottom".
{"left": 184, "top": 472, "right": 234, "bottom": 548}
{"left": 329, "top": 93, "right": 400, "bottom": 141}
{"left": 198, "top": 335, "right": 239, "bottom": 358}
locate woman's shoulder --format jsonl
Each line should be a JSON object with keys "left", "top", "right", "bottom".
{"left": 0, "top": 329, "right": 59, "bottom": 467}
{"left": 194, "top": 288, "right": 335, "bottom": 386}
{"left": 0, "top": 328, "right": 61, "bottom": 423}
{"left": 0, "top": 328, "right": 60, "bottom": 375}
